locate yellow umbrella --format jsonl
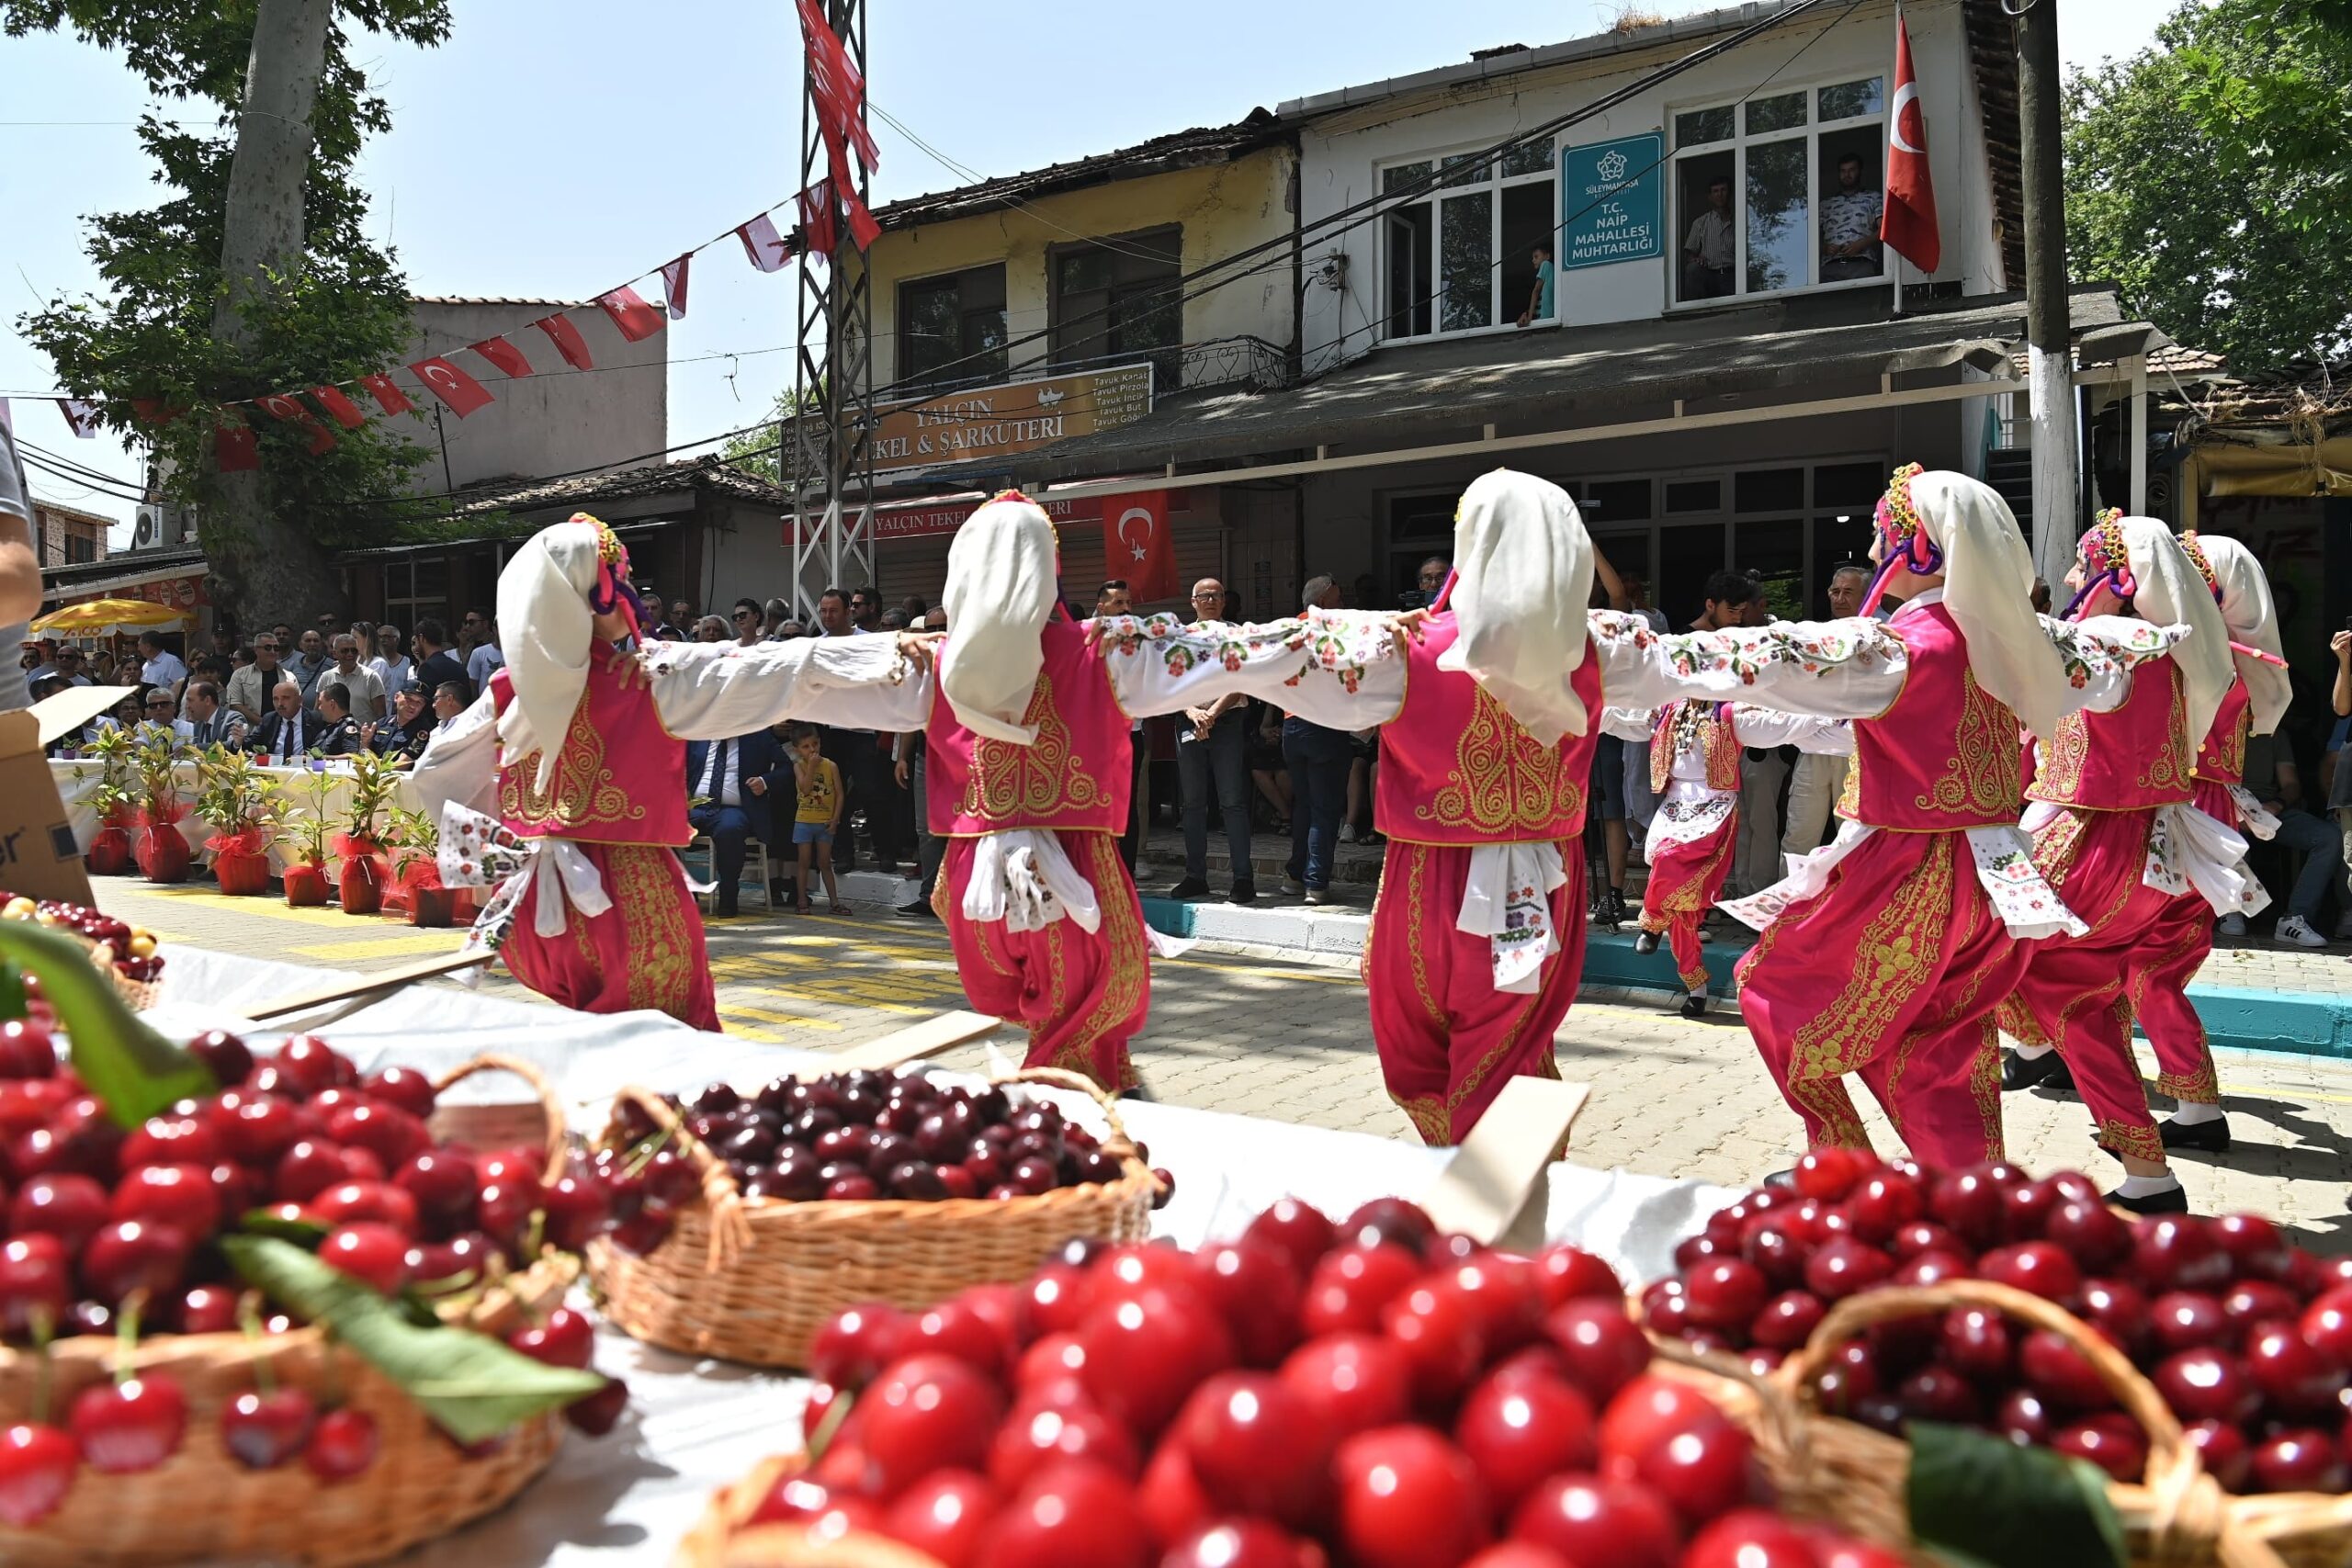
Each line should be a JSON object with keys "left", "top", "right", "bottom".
{"left": 30, "top": 597, "right": 189, "bottom": 635}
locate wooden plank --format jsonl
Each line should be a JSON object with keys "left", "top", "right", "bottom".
{"left": 1417, "top": 1077, "right": 1592, "bottom": 1250}
{"left": 830, "top": 1010, "right": 1002, "bottom": 1071}
{"left": 244, "top": 948, "right": 486, "bottom": 1024}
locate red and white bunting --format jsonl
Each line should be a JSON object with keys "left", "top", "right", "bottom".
{"left": 255, "top": 391, "right": 337, "bottom": 455}
{"left": 358, "top": 373, "right": 413, "bottom": 418}
{"left": 820, "top": 121, "right": 883, "bottom": 252}
{"left": 532, "top": 314, "right": 594, "bottom": 371}
{"left": 214, "top": 420, "right": 259, "bottom": 473}
{"left": 659, "top": 254, "right": 691, "bottom": 320}
{"left": 469, "top": 335, "right": 535, "bottom": 379}
{"left": 797, "top": 180, "right": 839, "bottom": 265}
{"left": 311, "top": 386, "right": 368, "bottom": 430}
{"left": 737, "top": 214, "right": 794, "bottom": 273}
{"left": 595, "top": 286, "right": 666, "bottom": 344}
{"left": 797, "top": 0, "right": 879, "bottom": 173}
{"left": 56, "top": 399, "right": 100, "bottom": 438}
{"left": 408, "top": 356, "right": 496, "bottom": 418}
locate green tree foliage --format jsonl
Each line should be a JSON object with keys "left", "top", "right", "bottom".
{"left": 6, "top": 3, "right": 450, "bottom": 577}
{"left": 2065, "top": 0, "right": 2352, "bottom": 371}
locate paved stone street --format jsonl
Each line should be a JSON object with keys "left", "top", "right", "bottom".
{"left": 93, "top": 880, "right": 2352, "bottom": 1247}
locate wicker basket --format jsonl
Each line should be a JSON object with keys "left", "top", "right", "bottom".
{"left": 1658, "top": 1280, "right": 2352, "bottom": 1568}
{"left": 587, "top": 1066, "right": 1159, "bottom": 1370}
{"left": 0, "top": 1055, "right": 582, "bottom": 1567}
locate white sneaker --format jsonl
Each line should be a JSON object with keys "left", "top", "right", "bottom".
{"left": 2217, "top": 913, "right": 2246, "bottom": 937}
{"left": 2275, "top": 914, "right": 2328, "bottom": 949}
{"left": 1339, "top": 824, "right": 1359, "bottom": 843}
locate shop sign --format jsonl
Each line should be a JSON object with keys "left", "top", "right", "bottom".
{"left": 785, "top": 491, "right": 1176, "bottom": 546}
{"left": 865, "top": 364, "right": 1154, "bottom": 473}
{"left": 72, "top": 574, "right": 209, "bottom": 612}
{"left": 1559, "top": 132, "right": 1663, "bottom": 270}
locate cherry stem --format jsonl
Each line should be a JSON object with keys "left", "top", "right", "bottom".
{"left": 804, "top": 1386, "right": 855, "bottom": 1461}
{"left": 619, "top": 1120, "right": 674, "bottom": 1178}
{"left": 114, "top": 1290, "right": 147, "bottom": 1387}
{"left": 28, "top": 1313, "right": 55, "bottom": 1427}
{"left": 239, "top": 1292, "right": 277, "bottom": 1395}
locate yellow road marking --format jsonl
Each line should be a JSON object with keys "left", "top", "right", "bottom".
{"left": 719, "top": 1004, "right": 843, "bottom": 1032}
{"left": 295, "top": 934, "right": 466, "bottom": 961}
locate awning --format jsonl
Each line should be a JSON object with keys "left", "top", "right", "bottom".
{"left": 32, "top": 597, "right": 188, "bottom": 635}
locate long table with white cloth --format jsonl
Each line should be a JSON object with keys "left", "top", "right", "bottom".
{"left": 143, "top": 945, "right": 1735, "bottom": 1567}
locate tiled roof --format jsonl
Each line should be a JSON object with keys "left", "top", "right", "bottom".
{"left": 446, "top": 455, "right": 792, "bottom": 517}
{"left": 875, "top": 110, "right": 1284, "bottom": 230}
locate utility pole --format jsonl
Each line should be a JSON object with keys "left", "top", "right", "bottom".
{"left": 2015, "top": 0, "right": 2079, "bottom": 583}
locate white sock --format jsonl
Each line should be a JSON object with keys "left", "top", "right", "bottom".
{"left": 2012, "top": 1042, "right": 2054, "bottom": 1060}
{"left": 2171, "top": 1100, "right": 2224, "bottom": 1126}
{"left": 2118, "top": 1173, "right": 2181, "bottom": 1198}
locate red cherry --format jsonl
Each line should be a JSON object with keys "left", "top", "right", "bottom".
{"left": 119, "top": 1112, "right": 222, "bottom": 1171}
{"left": 1079, "top": 1289, "right": 1235, "bottom": 1437}
{"left": 2245, "top": 1325, "right": 2347, "bottom": 1416}
{"left": 2151, "top": 1292, "right": 2233, "bottom": 1354}
{"left": 541, "top": 1173, "right": 613, "bottom": 1252}
{"left": 107, "top": 1162, "right": 221, "bottom": 1240}
{"left": 1015, "top": 1333, "right": 1089, "bottom": 1397}
{"left": 1888, "top": 1220, "right": 1962, "bottom": 1261}
{"left": 1682, "top": 1508, "right": 1821, "bottom": 1568}
{"left": 2052, "top": 1414, "right": 2147, "bottom": 1483}
{"left": 0, "top": 1422, "right": 78, "bottom": 1525}
{"left": 1532, "top": 1244, "right": 1622, "bottom": 1309}
{"left": 903, "top": 1299, "right": 1010, "bottom": 1378}
{"left": 2300, "top": 1288, "right": 2352, "bottom": 1369}
{"left": 1021, "top": 1264, "right": 1091, "bottom": 1339}
{"left": 1160, "top": 1519, "right": 1319, "bottom": 1568}
{"left": 566, "top": 1377, "right": 629, "bottom": 1437}
{"left": 1542, "top": 1299, "right": 1654, "bottom": 1406}
{"left": 2212, "top": 1213, "right": 2293, "bottom": 1282}
{"left": 2000, "top": 1179, "right": 2064, "bottom": 1242}
{"left": 1453, "top": 1368, "right": 1597, "bottom": 1515}
{"left": 175, "top": 1283, "right": 241, "bottom": 1335}
{"left": 1510, "top": 1473, "right": 1680, "bottom": 1568}
{"left": 1137, "top": 1439, "right": 1216, "bottom": 1549}
{"left": 225, "top": 1096, "right": 303, "bottom": 1165}
{"left": 1301, "top": 1243, "right": 1423, "bottom": 1337}
{"left": 79, "top": 1219, "right": 188, "bottom": 1306}
{"left": 1279, "top": 1331, "right": 1414, "bottom": 1438}
{"left": 1443, "top": 1255, "right": 1545, "bottom": 1353}
{"left": 2132, "top": 1216, "right": 2230, "bottom": 1295}
{"left": 1806, "top": 1530, "right": 1913, "bottom": 1568}
{"left": 1640, "top": 1280, "right": 1690, "bottom": 1337}
{"left": 1332, "top": 1426, "right": 1489, "bottom": 1568}
{"left": 884, "top": 1469, "right": 997, "bottom": 1568}
{"left": 1928, "top": 1167, "right": 2007, "bottom": 1248}
{"left": 1631, "top": 1414, "right": 1755, "bottom": 1523}
{"left": 1995, "top": 1388, "right": 2055, "bottom": 1447}
{"left": 1891, "top": 1250, "right": 1973, "bottom": 1290}
{"left": 320, "top": 1223, "right": 411, "bottom": 1295}
{"left": 1175, "top": 1371, "right": 1335, "bottom": 1526}
{"left": 221, "top": 1386, "right": 317, "bottom": 1469}
{"left": 1243, "top": 1197, "right": 1337, "bottom": 1278}
{"left": 360, "top": 1066, "right": 437, "bottom": 1119}
{"left": 2250, "top": 1428, "right": 2347, "bottom": 1495}
{"left": 307, "top": 1179, "right": 419, "bottom": 1236}
{"left": 1976, "top": 1242, "right": 2080, "bottom": 1303}
{"left": 1804, "top": 1237, "right": 1894, "bottom": 1302}
{"left": 507, "top": 1307, "right": 596, "bottom": 1371}
{"left": 67, "top": 1375, "right": 187, "bottom": 1473}
{"left": 862, "top": 1354, "right": 1006, "bottom": 1494}
{"left": 1597, "top": 1375, "right": 1729, "bottom": 1471}
{"left": 0, "top": 1234, "right": 70, "bottom": 1336}
{"left": 1750, "top": 1291, "right": 1827, "bottom": 1351}
{"left": 272, "top": 1036, "right": 351, "bottom": 1096}
{"left": 2184, "top": 1418, "right": 2253, "bottom": 1492}
{"left": 808, "top": 1303, "right": 913, "bottom": 1391}
{"left": 1682, "top": 1258, "right": 1770, "bottom": 1333}
{"left": 1382, "top": 1278, "right": 1488, "bottom": 1404}
{"left": 989, "top": 1399, "right": 1137, "bottom": 1493}
{"left": 303, "top": 1407, "right": 379, "bottom": 1483}
{"left": 2019, "top": 1328, "right": 2118, "bottom": 1412}
{"left": 2076, "top": 1279, "right": 2153, "bottom": 1356}
{"left": 0, "top": 1018, "right": 58, "bottom": 1080}
{"left": 8, "top": 1172, "right": 107, "bottom": 1254}
{"left": 1840, "top": 1172, "right": 1924, "bottom": 1245}
{"left": 1088, "top": 1243, "right": 1213, "bottom": 1315}
{"left": 1340, "top": 1198, "right": 1436, "bottom": 1256}
{"left": 1793, "top": 1146, "right": 1868, "bottom": 1201}
{"left": 2222, "top": 1280, "right": 2302, "bottom": 1335}
{"left": 1939, "top": 1306, "right": 2015, "bottom": 1383}
{"left": 272, "top": 1138, "right": 348, "bottom": 1204}
{"left": 1196, "top": 1240, "right": 1306, "bottom": 1367}
{"left": 974, "top": 1458, "right": 1148, "bottom": 1568}
{"left": 2152, "top": 1349, "right": 2260, "bottom": 1426}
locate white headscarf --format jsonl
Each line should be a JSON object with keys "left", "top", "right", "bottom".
{"left": 940, "top": 493, "right": 1058, "bottom": 745}
{"left": 494, "top": 516, "right": 606, "bottom": 790}
{"left": 1904, "top": 470, "right": 2074, "bottom": 743}
{"left": 2187, "top": 533, "right": 2292, "bottom": 736}
{"left": 2098, "top": 515, "right": 2233, "bottom": 747}
{"left": 1439, "top": 468, "right": 1595, "bottom": 745}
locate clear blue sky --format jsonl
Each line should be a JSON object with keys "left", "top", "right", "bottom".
{"left": 1, "top": 0, "right": 2169, "bottom": 543}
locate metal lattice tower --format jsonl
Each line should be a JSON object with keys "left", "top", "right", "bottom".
{"left": 787, "top": 0, "right": 876, "bottom": 619}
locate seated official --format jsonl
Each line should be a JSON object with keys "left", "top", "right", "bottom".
{"left": 244, "top": 680, "right": 326, "bottom": 759}
{"left": 312, "top": 682, "right": 366, "bottom": 757}
{"left": 183, "top": 680, "right": 248, "bottom": 749}
{"left": 364, "top": 680, "right": 435, "bottom": 766}
{"left": 685, "top": 728, "right": 784, "bottom": 918}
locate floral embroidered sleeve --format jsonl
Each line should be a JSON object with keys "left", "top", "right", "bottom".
{"left": 1590, "top": 610, "right": 1910, "bottom": 719}
{"left": 1091, "top": 608, "right": 1408, "bottom": 728}
{"left": 2041, "top": 615, "right": 2193, "bottom": 716}
{"left": 1598, "top": 705, "right": 1661, "bottom": 743}
{"left": 644, "top": 632, "right": 930, "bottom": 739}
{"left": 410, "top": 690, "right": 500, "bottom": 822}
{"left": 1728, "top": 706, "right": 1853, "bottom": 755}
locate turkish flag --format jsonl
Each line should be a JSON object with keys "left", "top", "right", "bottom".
{"left": 737, "top": 213, "right": 794, "bottom": 273}
{"left": 821, "top": 121, "right": 884, "bottom": 252}
{"left": 310, "top": 386, "right": 368, "bottom": 430}
{"left": 359, "top": 373, "right": 414, "bottom": 417}
{"left": 56, "top": 399, "right": 100, "bottom": 438}
{"left": 659, "top": 254, "right": 691, "bottom": 320}
{"left": 214, "top": 420, "right": 260, "bottom": 474}
{"left": 1109, "top": 491, "right": 1178, "bottom": 601}
{"left": 130, "top": 398, "right": 169, "bottom": 425}
{"left": 469, "top": 335, "right": 534, "bottom": 379}
{"left": 596, "top": 286, "right": 666, "bottom": 344}
{"left": 532, "top": 313, "right": 594, "bottom": 370}
{"left": 797, "top": 0, "right": 880, "bottom": 173}
{"left": 1882, "top": 15, "right": 1941, "bottom": 273}
{"left": 797, "top": 180, "right": 838, "bottom": 264}
{"left": 408, "top": 356, "right": 496, "bottom": 418}
{"left": 256, "top": 391, "right": 337, "bottom": 454}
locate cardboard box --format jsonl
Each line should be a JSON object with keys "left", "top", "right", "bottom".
{"left": 0, "top": 685, "right": 122, "bottom": 906}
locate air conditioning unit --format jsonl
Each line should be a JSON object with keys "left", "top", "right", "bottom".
{"left": 131, "top": 508, "right": 162, "bottom": 548}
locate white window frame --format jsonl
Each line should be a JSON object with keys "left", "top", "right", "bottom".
{"left": 1374, "top": 139, "right": 1559, "bottom": 347}
{"left": 1666, "top": 72, "right": 1889, "bottom": 310}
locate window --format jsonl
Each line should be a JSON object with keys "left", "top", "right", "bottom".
{"left": 1670, "top": 75, "right": 1885, "bottom": 305}
{"left": 1049, "top": 228, "right": 1182, "bottom": 390}
{"left": 65, "top": 532, "right": 96, "bottom": 565}
{"left": 898, "top": 265, "right": 1007, "bottom": 389}
{"left": 381, "top": 556, "right": 449, "bottom": 635}
{"left": 1379, "top": 140, "right": 1556, "bottom": 343}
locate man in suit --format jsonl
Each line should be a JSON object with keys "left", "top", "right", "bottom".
{"left": 685, "top": 728, "right": 784, "bottom": 918}
{"left": 183, "top": 680, "right": 246, "bottom": 749}
{"left": 246, "top": 680, "right": 323, "bottom": 759}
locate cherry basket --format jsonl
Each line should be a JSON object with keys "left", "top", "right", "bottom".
{"left": 0, "top": 1054, "right": 581, "bottom": 1567}
{"left": 585, "top": 1066, "right": 1159, "bottom": 1371}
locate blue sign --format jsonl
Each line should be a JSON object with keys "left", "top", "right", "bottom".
{"left": 1558, "top": 132, "right": 1664, "bottom": 270}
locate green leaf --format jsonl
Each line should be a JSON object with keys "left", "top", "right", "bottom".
{"left": 240, "top": 1208, "right": 328, "bottom": 1247}
{"left": 1906, "top": 1422, "right": 2129, "bottom": 1568}
{"left": 0, "top": 959, "right": 25, "bottom": 1022}
{"left": 0, "top": 919, "right": 212, "bottom": 1126}
{"left": 222, "top": 1235, "right": 605, "bottom": 1444}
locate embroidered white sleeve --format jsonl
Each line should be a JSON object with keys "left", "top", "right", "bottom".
{"left": 644, "top": 634, "right": 930, "bottom": 738}
{"left": 1093, "top": 609, "right": 1408, "bottom": 728}
{"left": 1728, "top": 707, "right": 1853, "bottom": 754}
{"left": 410, "top": 691, "right": 500, "bottom": 821}
{"left": 1598, "top": 705, "right": 1660, "bottom": 742}
{"left": 1591, "top": 611, "right": 1909, "bottom": 719}
{"left": 2042, "top": 615, "right": 2191, "bottom": 716}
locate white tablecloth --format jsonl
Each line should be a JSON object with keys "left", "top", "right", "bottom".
{"left": 50, "top": 759, "right": 427, "bottom": 876}
{"left": 151, "top": 947, "right": 1735, "bottom": 1568}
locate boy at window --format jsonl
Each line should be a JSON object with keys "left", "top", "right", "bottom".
{"left": 1515, "top": 241, "right": 1556, "bottom": 328}
{"left": 1820, "top": 152, "right": 1884, "bottom": 280}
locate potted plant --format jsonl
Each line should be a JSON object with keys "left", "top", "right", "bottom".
{"left": 276, "top": 770, "right": 334, "bottom": 907}
{"left": 130, "top": 727, "right": 196, "bottom": 883}
{"left": 334, "top": 750, "right": 400, "bottom": 915}
{"left": 73, "top": 728, "right": 139, "bottom": 875}
{"left": 194, "top": 747, "right": 280, "bottom": 896}
{"left": 386, "top": 806, "right": 458, "bottom": 927}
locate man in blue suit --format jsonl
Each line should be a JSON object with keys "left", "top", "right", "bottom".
{"left": 685, "top": 728, "right": 784, "bottom": 918}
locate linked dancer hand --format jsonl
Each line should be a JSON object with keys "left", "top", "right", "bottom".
{"left": 2334, "top": 629, "right": 2351, "bottom": 663}
{"left": 895, "top": 631, "right": 941, "bottom": 672}
{"left": 1388, "top": 607, "right": 1431, "bottom": 659}
{"left": 605, "top": 645, "right": 654, "bottom": 690}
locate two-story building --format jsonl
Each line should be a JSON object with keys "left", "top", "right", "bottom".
{"left": 883, "top": 0, "right": 2169, "bottom": 628}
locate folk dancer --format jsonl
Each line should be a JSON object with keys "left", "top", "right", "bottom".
{"left": 1721, "top": 468, "right": 2192, "bottom": 1175}
{"left": 1996, "top": 513, "right": 2245, "bottom": 1213}
{"left": 1605, "top": 699, "right": 1850, "bottom": 1018}
{"left": 413, "top": 513, "right": 929, "bottom": 1031}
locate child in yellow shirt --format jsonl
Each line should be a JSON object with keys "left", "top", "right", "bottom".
{"left": 786, "top": 725, "right": 847, "bottom": 915}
